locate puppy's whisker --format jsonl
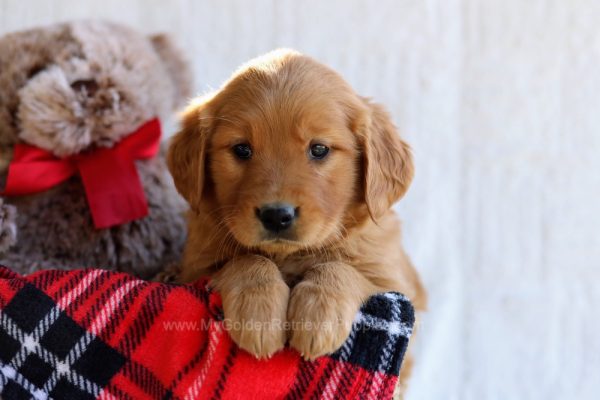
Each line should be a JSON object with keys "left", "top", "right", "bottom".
{"left": 196, "top": 205, "right": 238, "bottom": 231}
{"left": 214, "top": 212, "right": 245, "bottom": 264}
{"left": 203, "top": 217, "right": 230, "bottom": 247}
{"left": 204, "top": 217, "right": 238, "bottom": 264}
{"left": 212, "top": 214, "right": 237, "bottom": 263}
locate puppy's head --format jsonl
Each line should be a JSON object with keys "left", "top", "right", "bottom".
{"left": 168, "top": 50, "right": 413, "bottom": 254}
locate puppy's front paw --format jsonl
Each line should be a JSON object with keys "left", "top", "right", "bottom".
{"left": 288, "top": 281, "right": 356, "bottom": 360}
{"left": 221, "top": 274, "right": 289, "bottom": 359}
{"left": 221, "top": 257, "right": 290, "bottom": 358}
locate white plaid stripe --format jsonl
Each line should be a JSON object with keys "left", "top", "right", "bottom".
{"left": 322, "top": 328, "right": 357, "bottom": 399}
{"left": 0, "top": 309, "right": 103, "bottom": 397}
{"left": 41, "top": 331, "right": 97, "bottom": 394}
{"left": 0, "top": 363, "right": 48, "bottom": 400}
{"left": 318, "top": 292, "right": 413, "bottom": 398}
{"left": 379, "top": 293, "right": 403, "bottom": 371}
{"left": 365, "top": 293, "right": 403, "bottom": 397}
{"left": 57, "top": 270, "right": 105, "bottom": 309}
{"left": 348, "top": 293, "right": 413, "bottom": 373}
{"left": 184, "top": 321, "right": 223, "bottom": 400}
{"left": 88, "top": 280, "right": 143, "bottom": 336}
{"left": 0, "top": 271, "right": 107, "bottom": 398}
{"left": 2, "top": 305, "right": 62, "bottom": 370}
{"left": 360, "top": 293, "right": 412, "bottom": 336}
{"left": 353, "top": 312, "right": 413, "bottom": 338}
{"left": 98, "top": 388, "right": 120, "bottom": 400}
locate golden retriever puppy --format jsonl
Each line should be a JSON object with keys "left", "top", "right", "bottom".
{"left": 167, "top": 49, "right": 425, "bottom": 383}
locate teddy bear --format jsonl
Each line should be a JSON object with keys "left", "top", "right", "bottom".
{"left": 0, "top": 20, "right": 192, "bottom": 279}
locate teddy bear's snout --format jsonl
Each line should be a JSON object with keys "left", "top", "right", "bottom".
{"left": 16, "top": 70, "right": 131, "bottom": 157}
{"left": 70, "top": 79, "right": 98, "bottom": 97}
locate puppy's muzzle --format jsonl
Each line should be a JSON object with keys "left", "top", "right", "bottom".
{"left": 256, "top": 203, "right": 298, "bottom": 233}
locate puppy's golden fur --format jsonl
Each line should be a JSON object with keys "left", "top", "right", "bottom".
{"left": 168, "top": 50, "right": 425, "bottom": 387}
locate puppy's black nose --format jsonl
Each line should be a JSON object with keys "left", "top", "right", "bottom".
{"left": 256, "top": 203, "right": 298, "bottom": 232}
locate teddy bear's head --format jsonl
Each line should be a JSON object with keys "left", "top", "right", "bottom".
{"left": 0, "top": 21, "right": 192, "bottom": 278}
{"left": 0, "top": 20, "right": 191, "bottom": 158}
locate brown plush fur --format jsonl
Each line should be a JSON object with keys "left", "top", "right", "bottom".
{"left": 0, "top": 198, "right": 16, "bottom": 253}
{"left": 168, "top": 50, "right": 426, "bottom": 390}
{"left": 0, "top": 21, "right": 192, "bottom": 278}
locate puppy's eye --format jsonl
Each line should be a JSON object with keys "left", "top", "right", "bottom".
{"left": 232, "top": 143, "right": 252, "bottom": 160}
{"left": 309, "top": 143, "right": 330, "bottom": 160}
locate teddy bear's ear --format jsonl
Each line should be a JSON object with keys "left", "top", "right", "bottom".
{"left": 150, "top": 33, "right": 193, "bottom": 106}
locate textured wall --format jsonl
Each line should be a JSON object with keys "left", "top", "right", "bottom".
{"left": 1, "top": 1, "right": 599, "bottom": 399}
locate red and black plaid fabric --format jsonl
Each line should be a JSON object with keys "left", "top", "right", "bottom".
{"left": 0, "top": 266, "right": 414, "bottom": 399}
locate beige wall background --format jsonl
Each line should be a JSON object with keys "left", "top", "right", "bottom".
{"left": 2, "top": 1, "right": 599, "bottom": 399}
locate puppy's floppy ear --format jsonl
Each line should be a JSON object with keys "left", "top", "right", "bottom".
{"left": 359, "top": 100, "right": 414, "bottom": 220}
{"left": 167, "top": 100, "right": 211, "bottom": 211}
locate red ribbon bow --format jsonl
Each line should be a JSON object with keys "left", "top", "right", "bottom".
{"left": 2, "top": 118, "right": 162, "bottom": 229}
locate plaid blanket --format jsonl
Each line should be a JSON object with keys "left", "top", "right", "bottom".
{"left": 0, "top": 266, "right": 414, "bottom": 399}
